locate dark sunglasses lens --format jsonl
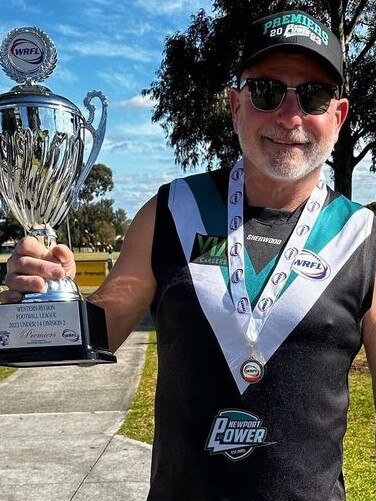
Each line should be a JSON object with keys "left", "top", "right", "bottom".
{"left": 299, "top": 84, "right": 334, "bottom": 114}
{"left": 248, "top": 79, "right": 285, "bottom": 111}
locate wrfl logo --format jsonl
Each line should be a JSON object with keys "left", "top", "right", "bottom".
{"left": 292, "top": 249, "right": 331, "bottom": 280}
{"left": 62, "top": 329, "right": 80, "bottom": 343}
{"left": 11, "top": 37, "right": 44, "bottom": 65}
{"left": 206, "top": 409, "right": 273, "bottom": 461}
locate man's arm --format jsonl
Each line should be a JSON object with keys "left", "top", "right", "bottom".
{"left": 1, "top": 196, "right": 157, "bottom": 353}
{"left": 88, "top": 196, "right": 157, "bottom": 352}
{"left": 362, "top": 279, "right": 376, "bottom": 407}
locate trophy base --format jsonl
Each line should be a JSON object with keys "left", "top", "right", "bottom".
{"left": 0, "top": 346, "right": 116, "bottom": 367}
{"left": 0, "top": 300, "right": 117, "bottom": 368}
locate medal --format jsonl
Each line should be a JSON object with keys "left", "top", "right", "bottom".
{"left": 227, "top": 159, "right": 327, "bottom": 383}
{"left": 241, "top": 358, "right": 265, "bottom": 383}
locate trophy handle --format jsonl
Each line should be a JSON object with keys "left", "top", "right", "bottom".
{"left": 71, "top": 90, "right": 108, "bottom": 209}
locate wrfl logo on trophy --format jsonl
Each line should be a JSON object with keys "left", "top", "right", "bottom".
{"left": 0, "top": 27, "right": 117, "bottom": 366}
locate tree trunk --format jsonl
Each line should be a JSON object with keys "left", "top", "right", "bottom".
{"left": 333, "top": 119, "right": 354, "bottom": 199}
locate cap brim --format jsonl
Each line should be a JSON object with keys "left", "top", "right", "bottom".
{"left": 238, "top": 44, "right": 344, "bottom": 85}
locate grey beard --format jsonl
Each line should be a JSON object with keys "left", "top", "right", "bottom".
{"left": 261, "top": 129, "right": 335, "bottom": 180}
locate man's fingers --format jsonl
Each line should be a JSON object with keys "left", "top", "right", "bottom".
{"left": 2, "top": 238, "right": 76, "bottom": 306}
{"left": 14, "top": 236, "right": 49, "bottom": 259}
{"left": 51, "top": 244, "right": 76, "bottom": 278}
{"left": 7, "top": 254, "right": 65, "bottom": 280}
{"left": 4, "top": 271, "right": 46, "bottom": 293}
{"left": 0, "top": 289, "right": 22, "bottom": 304}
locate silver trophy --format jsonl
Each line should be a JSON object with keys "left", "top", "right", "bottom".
{"left": 0, "top": 27, "right": 116, "bottom": 366}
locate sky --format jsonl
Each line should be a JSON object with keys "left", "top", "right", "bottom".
{"left": 0, "top": 0, "right": 376, "bottom": 218}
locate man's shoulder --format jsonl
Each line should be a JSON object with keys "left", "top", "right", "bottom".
{"left": 158, "top": 167, "right": 230, "bottom": 203}
{"left": 327, "top": 187, "right": 374, "bottom": 215}
{"left": 171, "top": 167, "right": 230, "bottom": 186}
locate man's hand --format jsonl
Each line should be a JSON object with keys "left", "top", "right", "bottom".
{"left": 0, "top": 236, "right": 76, "bottom": 304}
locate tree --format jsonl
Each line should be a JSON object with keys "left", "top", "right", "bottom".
{"left": 0, "top": 163, "right": 130, "bottom": 249}
{"left": 144, "top": 0, "right": 376, "bottom": 199}
{"left": 58, "top": 164, "right": 131, "bottom": 251}
{"left": 78, "top": 163, "right": 114, "bottom": 203}
{"left": 0, "top": 208, "right": 24, "bottom": 246}
{"left": 113, "top": 208, "right": 131, "bottom": 237}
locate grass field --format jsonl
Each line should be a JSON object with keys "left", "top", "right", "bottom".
{"left": 119, "top": 334, "right": 375, "bottom": 500}
{"left": 343, "top": 350, "right": 376, "bottom": 499}
{"left": 118, "top": 331, "right": 157, "bottom": 443}
{"left": 0, "top": 366, "right": 15, "bottom": 381}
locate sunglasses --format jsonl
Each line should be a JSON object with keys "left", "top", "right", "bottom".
{"left": 238, "top": 78, "right": 340, "bottom": 115}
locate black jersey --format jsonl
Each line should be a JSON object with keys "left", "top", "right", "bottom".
{"left": 149, "top": 168, "right": 376, "bottom": 501}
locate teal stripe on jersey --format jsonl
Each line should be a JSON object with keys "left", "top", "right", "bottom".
{"left": 183, "top": 173, "right": 230, "bottom": 290}
{"left": 221, "top": 251, "right": 277, "bottom": 306}
{"left": 234, "top": 195, "right": 365, "bottom": 304}
{"left": 183, "top": 179, "right": 364, "bottom": 304}
{"left": 281, "top": 195, "right": 364, "bottom": 294}
{"left": 306, "top": 194, "right": 363, "bottom": 253}
{"left": 234, "top": 196, "right": 364, "bottom": 306}
{"left": 184, "top": 173, "right": 227, "bottom": 236}
{"left": 245, "top": 252, "right": 278, "bottom": 306}
{"left": 185, "top": 173, "right": 280, "bottom": 304}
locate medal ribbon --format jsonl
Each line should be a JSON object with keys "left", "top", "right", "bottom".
{"left": 227, "top": 159, "right": 327, "bottom": 363}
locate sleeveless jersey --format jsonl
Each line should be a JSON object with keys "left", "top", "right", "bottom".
{"left": 149, "top": 168, "right": 376, "bottom": 501}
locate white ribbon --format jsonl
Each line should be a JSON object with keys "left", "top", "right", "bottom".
{"left": 227, "top": 159, "right": 327, "bottom": 363}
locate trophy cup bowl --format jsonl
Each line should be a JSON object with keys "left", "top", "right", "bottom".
{"left": 0, "top": 27, "right": 116, "bottom": 367}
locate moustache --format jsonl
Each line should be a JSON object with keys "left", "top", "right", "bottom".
{"left": 262, "top": 129, "right": 313, "bottom": 144}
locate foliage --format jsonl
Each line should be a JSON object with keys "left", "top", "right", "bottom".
{"left": 144, "top": 0, "right": 376, "bottom": 198}
{"left": 58, "top": 165, "right": 131, "bottom": 251}
{"left": 0, "top": 163, "right": 131, "bottom": 250}
{"left": 78, "top": 163, "right": 114, "bottom": 203}
{"left": 0, "top": 208, "right": 24, "bottom": 246}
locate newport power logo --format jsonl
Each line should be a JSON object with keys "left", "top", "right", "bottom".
{"left": 206, "top": 409, "right": 273, "bottom": 461}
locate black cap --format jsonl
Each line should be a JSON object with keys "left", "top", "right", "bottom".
{"left": 238, "top": 11, "right": 344, "bottom": 84}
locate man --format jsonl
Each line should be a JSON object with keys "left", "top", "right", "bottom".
{"left": 2, "top": 9, "right": 376, "bottom": 501}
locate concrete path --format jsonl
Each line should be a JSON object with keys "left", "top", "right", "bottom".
{"left": 0, "top": 331, "right": 152, "bottom": 501}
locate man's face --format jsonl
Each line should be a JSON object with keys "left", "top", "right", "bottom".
{"left": 230, "top": 52, "right": 349, "bottom": 181}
